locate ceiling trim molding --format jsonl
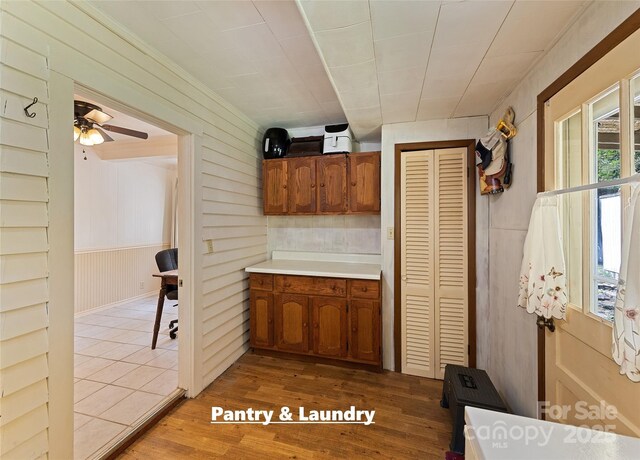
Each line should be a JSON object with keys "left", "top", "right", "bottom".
{"left": 294, "top": 0, "right": 364, "bottom": 138}
{"left": 93, "top": 134, "right": 178, "bottom": 161}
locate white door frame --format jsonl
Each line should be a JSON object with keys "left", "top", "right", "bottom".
{"left": 47, "top": 73, "right": 203, "bottom": 458}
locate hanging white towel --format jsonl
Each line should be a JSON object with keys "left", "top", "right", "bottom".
{"left": 613, "top": 185, "right": 640, "bottom": 382}
{"left": 517, "top": 196, "right": 567, "bottom": 320}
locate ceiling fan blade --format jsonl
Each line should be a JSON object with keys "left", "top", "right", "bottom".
{"left": 100, "top": 124, "right": 149, "bottom": 139}
{"left": 84, "top": 108, "right": 113, "bottom": 124}
{"left": 94, "top": 127, "right": 114, "bottom": 143}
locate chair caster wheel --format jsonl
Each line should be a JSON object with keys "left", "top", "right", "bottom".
{"left": 170, "top": 330, "right": 177, "bottom": 339}
{"left": 169, "top": 320, "right": 178, "bottom": 329}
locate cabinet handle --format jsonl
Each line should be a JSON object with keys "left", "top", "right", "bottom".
{"left": 283, "top": 184, "right": 287, "bottom": 189}
{"left": 351, "top": 182, "right": 356, "bottom": 186}
{"left": 303, "top": 322, "right": 307, "bottom": 327}
{"left": 362, "top": 286, "right": 368, "bottom": 292}
{"left": 314, "top": 323, "right": 319, "bottom": 328}
{"left": 284, "top": 283, "right": 291, "bottom": 288}
{"left": 311, "top": 183, "right": 316, "bottom": 188}
{"left": 320, "top": 183, "right": 325, "bottom": 187}
{"left": 352, "top": 327, "right": 357, "bottom": 332}
{"left": 258, "top": 280, "right": 263, "bottom": 285}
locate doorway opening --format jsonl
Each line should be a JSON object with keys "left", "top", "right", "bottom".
{"left": 70, "top": 93, "right": 183, "bottom": 459}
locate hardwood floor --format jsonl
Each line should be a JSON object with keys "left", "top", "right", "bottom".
{"left": 118, "top": 352, "right": 452, "bottom": 459}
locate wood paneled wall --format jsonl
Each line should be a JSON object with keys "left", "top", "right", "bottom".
{"left": 74, "top": 244, "right": 169, "bottom": 314}
{"left": 0, "top": 1, "right": 266, "bottom": 456}
{"left": 0, "top": 25, "right": 51, "bottom": 459}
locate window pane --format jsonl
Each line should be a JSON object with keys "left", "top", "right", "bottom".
{"left": 633, "top": 75, "right": 640, "bottom": 172}
{"left": 592, "top": 87, "right": 621, "bottom": 182}
{"left": 594, "top": 186, "right": 620, "bottom": 322}
{"left": 590, "top": 87, "right": 621, "bottom": 321}
{"left": 556, "top": 111, "right": 583, "bottom": 307}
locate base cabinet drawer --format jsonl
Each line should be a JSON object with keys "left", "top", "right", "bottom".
{"left": 349, "top": 279, "right": 380, "bottom": 299}
{"left": 275, "top": 275, "right": 346, "bottom": 297}
{"left": 250, "top": 273, "right": 273, "bottom": 291}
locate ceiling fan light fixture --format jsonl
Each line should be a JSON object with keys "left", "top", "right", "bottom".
{"left": 74, "top": 126, "right": 81, "bottom": 141}
{"left": 88, "top": 128, "right": 104, "bottom": 145}
{"left": 79, "top": 130, "right": 94, "bottom": 146}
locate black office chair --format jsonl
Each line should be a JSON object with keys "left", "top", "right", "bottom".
{"left": 155, "top": 248, "right": 178, "bottom": 339}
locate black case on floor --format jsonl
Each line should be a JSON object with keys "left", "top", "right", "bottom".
{"left": 440, "top": 364, "right": 509, "bottom": 454}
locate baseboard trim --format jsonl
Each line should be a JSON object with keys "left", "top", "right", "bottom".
{"left": 74, "top": 292, "right": 157, "bottom": 318}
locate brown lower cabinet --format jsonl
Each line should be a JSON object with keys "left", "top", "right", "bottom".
{"left": 275, "top": 294, "right": 309, "bottom": 353}
{"left": 249, "top": 273, "right": 381, "bottom": 366}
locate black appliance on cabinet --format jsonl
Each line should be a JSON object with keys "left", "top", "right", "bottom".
{"left": 262, "top": 127, "right": 290, "bottom": 159}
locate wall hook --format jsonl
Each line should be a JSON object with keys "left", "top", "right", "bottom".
{"left": 23, "top": 97, "right": 38, "bottom": 118}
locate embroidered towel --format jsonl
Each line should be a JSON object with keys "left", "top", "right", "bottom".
{"left": 613, "top": 185, "right": 640, "bottom": 382}
{"left": 517, "top": 196, "right": 567, "bottom": 320}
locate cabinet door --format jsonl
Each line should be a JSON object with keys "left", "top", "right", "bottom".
{"left": 275, "top": 294, "right": 309, "bottom": 352}
{"left": 311, "top": 297, "right": 347, "bottom": 358}
{"left": 250, "top": 291, "right": 273, "bottom": 348}
{"left": 349, "top": 300, "right": 380, "bottom": 363}
{"left": 349, "top": 152, "right": 380, "bottom": 213}
{"left": 317, "top": 155, "right": 348, "bottom": 213}
{"left": 288, "top": 157, "right": 316, "bottom": 213}
{"left": 263, "top": 159, "right": 288, "bottom": 214}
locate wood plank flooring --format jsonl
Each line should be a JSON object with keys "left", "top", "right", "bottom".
{"left": 118, "top": 352, "right": 452, "bottom": 459}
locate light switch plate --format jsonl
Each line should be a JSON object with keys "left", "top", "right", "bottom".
{"left": 387, "top": 227, "right": 394, "bottom": 239}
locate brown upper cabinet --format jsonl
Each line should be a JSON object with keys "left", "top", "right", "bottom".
{"left": 349, "top": 152, "right": 380, "bottom": 213}
{"left": 287, "top": 157, "right": 317, "bottom": 214}
{"left": 263, "top": 159, "right": 288, "bottom": 214}
{"left": 317, "top": 155, "right": 348, "bottom": 213}
{"left": 262, "top": 152, "right": 380, "bottom": 216}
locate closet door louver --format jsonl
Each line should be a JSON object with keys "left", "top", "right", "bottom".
{"left": 401, "top": 148, "right": 468, "bottom": 379}
{"left": 401, "top": 151, "right": 436, "bottom": 377}
{"left": 434, "top": 148, "right": 468, "bottom": 379}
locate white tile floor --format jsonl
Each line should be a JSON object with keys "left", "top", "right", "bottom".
{"left": 74, "top": 295, "right": 179, "bottom": 460}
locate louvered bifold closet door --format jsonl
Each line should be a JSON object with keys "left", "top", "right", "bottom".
{"left": 434, "top": 147, "right": 468, "bottom": 379}
{"left": 401, "top": 150, "right": 436, "bottom": 377}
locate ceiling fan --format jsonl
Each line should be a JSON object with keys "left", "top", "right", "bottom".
{"left": 73, "top": 100, "right": 149, "bottom": 150}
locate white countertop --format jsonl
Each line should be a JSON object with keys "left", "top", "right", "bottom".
{"left": 245, "top": 251, "right": 382, "bottom": 280}
{"left": 465, "top": 407, "right": 640, "bottom": 460}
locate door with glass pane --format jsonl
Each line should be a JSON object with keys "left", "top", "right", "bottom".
{"left": 543, "top": 28, "right": 640, "bottom": 436}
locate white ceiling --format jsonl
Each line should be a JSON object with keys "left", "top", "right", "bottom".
{"left": 300, "top": 0, "right": 587, "bottom": 140}
{"left": 88, "top": 0, "right": 345, "bottom": 129}
{"left": 89, "top": 0, "right": 587, "bottom": 142}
